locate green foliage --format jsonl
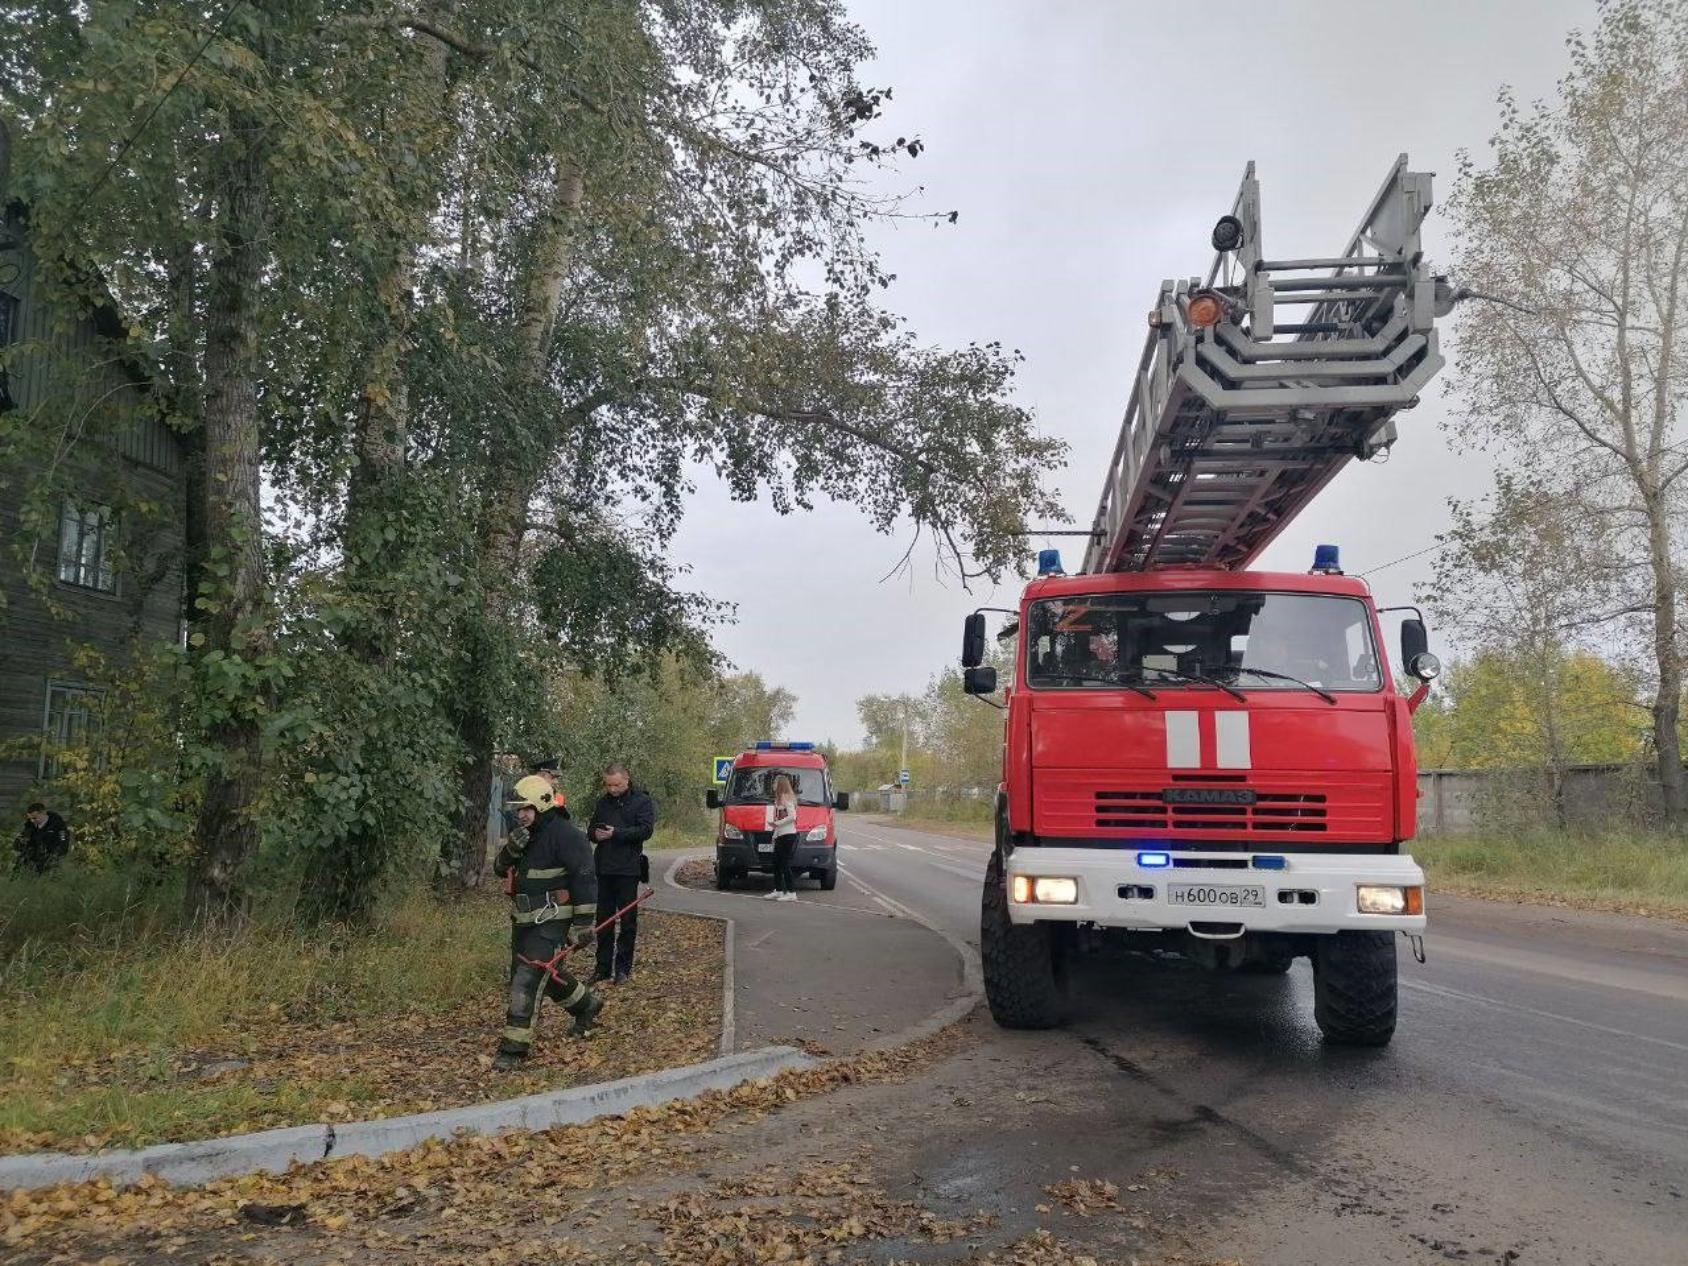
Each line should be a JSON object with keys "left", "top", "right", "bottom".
{"left": 547, "top": 660, "right": 797, "bottom": 835}
{"left": 0, "top": 644, "right": 197, "bottom": 872}
{"left": 835, "top": 643, "right": 1010, "bottom": 793}
{"left": 2, "top": 0, "right": 1066, "bottom": 918}
{"left": 1413, "top": 650, "right": 1647, "bottom": 771}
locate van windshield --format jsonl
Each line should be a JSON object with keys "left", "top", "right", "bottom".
{"left": 1025, "top": 591, "right": 1381, "bottom": 692}
{"left": 727, "top": 766, "right": 831, "bottom": 805}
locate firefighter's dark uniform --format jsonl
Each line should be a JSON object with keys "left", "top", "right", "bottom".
{"left": 495, "top": 806, "right": 601, "bottom": 1063}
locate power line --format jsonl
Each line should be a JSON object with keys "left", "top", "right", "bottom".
{"left": 70, "top": 0, "right": 247, "bottom": 228}
{"left": 1358, "top": 541, "right": 1446, "bottom": 578}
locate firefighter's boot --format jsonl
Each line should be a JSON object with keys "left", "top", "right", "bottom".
{"left": 568, "top": 990, "right": 603, "bottom": 1037}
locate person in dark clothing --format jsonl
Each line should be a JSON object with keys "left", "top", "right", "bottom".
{"left": 492, "top": 776, "right": 603, "bottom": 1070}
{"left": 14, "top": 803, "right": 70, "bottom": 874}
{"left": 588, "top": 764, "right": 656, "bottom": 983}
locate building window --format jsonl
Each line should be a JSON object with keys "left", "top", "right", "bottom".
{"left": 41, "top": 682, "right": 104, "bottom": 780}
{"left": 57, "top": 500, "right": 117, "bottom": 593}
{"left": 0, "top": 291, "right": 18, "bottom": 411}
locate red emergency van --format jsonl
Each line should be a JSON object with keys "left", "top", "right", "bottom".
{"left": 707, "top": 742, "right": 850, "bottom": 890}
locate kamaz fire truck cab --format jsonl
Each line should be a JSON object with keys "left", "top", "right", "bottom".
{"left": 965, "top": 157, "right": 1457, "bottom": 1046}
{"left": 707, "top": 742, "right": 851, "bottom": 891}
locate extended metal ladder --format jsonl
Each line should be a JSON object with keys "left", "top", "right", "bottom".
{"left": 1083, "top": 156, "right": 1453, "bottom": 574}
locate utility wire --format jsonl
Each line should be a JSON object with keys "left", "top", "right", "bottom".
{"left": 1358, "top": 541, "right": 1445, "bottom": 578}
{"left": 69, "top": 0, "right": 247, "bottom": 230}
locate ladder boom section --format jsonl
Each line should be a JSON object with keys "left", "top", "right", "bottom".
{"left": 1084, "top": 156, "right": 1451, "bottom": 574}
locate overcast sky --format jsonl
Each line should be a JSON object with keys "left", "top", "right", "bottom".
{"left": 664, "top": 0, "right": 1594, "bottom": 748}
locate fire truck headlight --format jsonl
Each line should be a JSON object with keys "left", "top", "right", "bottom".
{"left": 722, "top": 825, "right": 744, "bottom": 840}
{"left": 1357, "top": 885, "right": 1422, "bottom": 915}
{"left": 804, "top": 825, "right": 829, "bottom": 842}
{"left": 1012, "top": 875, "right": 1078, "bottom": 904}
{"left": 1033, "top": 877, "right": 1079, "bottom": 904}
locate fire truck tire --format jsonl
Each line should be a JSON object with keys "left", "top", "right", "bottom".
{"left": 715, "top": 864, "right": 734, "bottom": 890}
{"left": 981, "top": 853, "right": 1067, "bottom": 1030}
{"left": 1312, "top": 931, "right": 1397, "bottom": 1046}
{"left": 817, "top": 866, "right": 838, "bottom": 891}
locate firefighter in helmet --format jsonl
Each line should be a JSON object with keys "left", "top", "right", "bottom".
{"left": 492, "top": 774, "right": 603, "bottom": 1069}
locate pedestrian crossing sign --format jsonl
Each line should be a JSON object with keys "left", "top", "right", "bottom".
{"left": 713, "top": 756, "right": 733, "bottom": 784}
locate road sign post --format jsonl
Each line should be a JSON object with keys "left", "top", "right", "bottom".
{"left": 712, "top": 757, "right": 733, "bottom": 784}
{"left": 897, "top": 768, "right": 911, "bottom": 785}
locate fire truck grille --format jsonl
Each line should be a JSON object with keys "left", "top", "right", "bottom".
{"left": 1093, "top": 790, "right": 1329, "bottom": 833}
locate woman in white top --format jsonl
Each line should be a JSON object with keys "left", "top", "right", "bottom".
{"left": 766, "top": 773, "right": 800, "bottom": 901}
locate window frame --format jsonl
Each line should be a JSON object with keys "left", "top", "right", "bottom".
{"left": 40, "top": 680, "right": 106, "bottom": 780}
{"left": 0, "top": 289, "right": 18, "bottom": 411}
{"left": 56, "top": 499, "right": 120, "bottom": 595}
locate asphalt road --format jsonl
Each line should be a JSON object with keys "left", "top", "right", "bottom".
{"left": 824, "top": 816, "right": 1688, "bottom": 1265}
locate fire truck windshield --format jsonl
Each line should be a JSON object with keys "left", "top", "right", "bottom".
{"left": 726, "top": 767, "right": 831, "bottom": 805}
{"left": 1025, "top": 591, "right": 1382, "bottom": 693}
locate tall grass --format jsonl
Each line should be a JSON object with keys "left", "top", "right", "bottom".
{"left": 0, "top": 867, "right": 510, "bottom": 1146}
{"left": 1413, "top": 830, "right": 1688, "bottom": 917}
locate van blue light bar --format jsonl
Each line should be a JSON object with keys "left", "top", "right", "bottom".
{"left": 1251, "top": 855, "right": 1287, "bottom": 870}
{"left": 753, "top": 740, "right": 816, "bottom": 751}
{"left": 1136, "top": 851, "right": 1171, "bottom": 869}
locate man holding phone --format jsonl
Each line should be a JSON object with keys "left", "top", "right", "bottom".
{"left": 588, "top": 764, "right": 656, "bottom": 984}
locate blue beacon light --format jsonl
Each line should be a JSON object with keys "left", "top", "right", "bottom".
{"left": 1136, "top": 851, "right": 1171, "bottom": 869}
{"left": 1037, "top": 549, "right": 1064, "bottom": 576}
{"left": 1311, "top": 544, "right": 1343, "bottom": 575}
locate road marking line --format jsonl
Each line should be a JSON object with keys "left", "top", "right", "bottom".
{"left": 1402, "top": 979, "right": 1688, "bottom": 1055}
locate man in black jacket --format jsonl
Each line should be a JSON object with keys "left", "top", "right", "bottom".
{"left": 588, "top": 764, "right": 655, "bottom": 983}
{"left": 492, "top": 776, "right": 603, "bottom": 1070}
{"left": 14, "top": 803, "right": 70, "bottom": 874}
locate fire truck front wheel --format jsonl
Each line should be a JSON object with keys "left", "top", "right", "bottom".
{"left": 1312, "top": 931, "right": 1397, "bottom": 1046}
{"left": 981, "top": 852, "right": 1068, "bottom": 1030}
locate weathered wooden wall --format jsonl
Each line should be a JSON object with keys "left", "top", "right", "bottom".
{"left": 0, "top": 211, "right": 186, "bottom": 812}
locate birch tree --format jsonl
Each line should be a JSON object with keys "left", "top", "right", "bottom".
{"left": 1446, "top": 0, "right": 1688, "bottom": 822}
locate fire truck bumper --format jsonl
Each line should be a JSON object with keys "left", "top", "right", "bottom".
{"left": 1004, "top": 848, "right": 1427, "bottom": 935}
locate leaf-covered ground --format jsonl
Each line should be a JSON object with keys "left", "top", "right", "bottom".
{"left": 0, "top": 906, "right": 724, "bottom": 1156}
{"left": 2, "top": 1022, "right": 1240, "bottom": 1265}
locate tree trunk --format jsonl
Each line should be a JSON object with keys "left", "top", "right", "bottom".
{"left": 1644, "top": 493, "right": 1686, "bottom": 826}
{"left": 446, "top": 160, "right": 586, "bottom": 885}
{"left": 184, "top": 109, "right": 271, "bottom": 924}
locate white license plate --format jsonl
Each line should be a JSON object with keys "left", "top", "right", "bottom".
{"left": 756, "top": 842, "right": 773, "bottom": 854}
{"left": 1167, "top": 883, "right": 1265, "bottom": 909}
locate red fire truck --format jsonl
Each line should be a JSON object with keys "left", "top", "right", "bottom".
{"left": 964, "top": 158, "right": 1453, "bottom": 1045}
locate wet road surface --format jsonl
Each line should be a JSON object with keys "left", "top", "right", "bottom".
{"left": 829, "top": 817, "right": 1688, "bottom": 1265}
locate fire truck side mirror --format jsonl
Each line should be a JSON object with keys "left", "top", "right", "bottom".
{"left": 962, "top": 613, "right": 986, "bottom": 668}
{"left": 1400, "top": 617, "right": 1429, "bottom": 671}
{"left": 706, "top": 788, "right": 722, "bottom": 810}
{"left": 834, "top": 792, "right": 852, "bottom": 811}
{"left": 1400, "top": 618, "right": 1442, "bottom": 682}
{"left": 963, "top": 665, "right": 999, "bottom": 695}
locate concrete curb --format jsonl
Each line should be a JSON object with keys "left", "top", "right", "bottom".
{"left": 0, "top": 1046, "right": 813, "bottom": 1193}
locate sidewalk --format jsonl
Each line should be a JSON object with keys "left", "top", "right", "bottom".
{"left": 652, "top": 851, "right": 973, "bottom": 1056}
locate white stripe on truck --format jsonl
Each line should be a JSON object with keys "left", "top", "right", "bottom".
{"left": 1164, "top": 711, "right": 1200, "bottom": 767}
{"left": 1215, "top": 711, "right": 1252, "bottom": 769}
